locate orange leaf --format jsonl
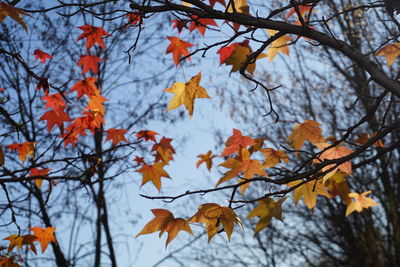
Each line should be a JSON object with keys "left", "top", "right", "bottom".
{"left": 77, "top": 55, "right": 104, "bottom": 74}
{"left": 76, "top": 24, "right": 110, "bottom": 50}
{"left": 166, "top": 36, "right": 194, "bottom": 66}
{"left": 221, "top": 128, "right": 255, "bottom": 156}
{"left": 288, "top": 179, "right": 331, "bottom": 210}
{"left": 136, "top": 130, "right": 159, "bottom": 142}
{"left": 0, "top": 2, "right": 30, "bottom": 31}
{"left": 189, "top": 203, "right": 242, "bottom": 242}
{"left": 126, "top": 12, "right": 141, "bottom": 26}
{"left": 30, "top": 227, "right": 56, "bottom": 253}
{"left": 105, "top": 128, "right": 128, "bottom": 145}
{"left": 70, "top": 77, "right": 98, "bottom": 98}
{"left": 29, "top": 168, "right": 51, "bottom": 189}
{"left": 266, "top": 30, "right": 292, "bottom": 61}
{"left": 196, "top": 150, "right": 217, "bottom": 171}
{"left": 3, "top": 234, "right": 37, "bottom": 254}
{"left": 316, "top": 143, "right": 353, "bottom": 182}
{"left": 33, "top": 49, "right": 52, "bottom": 63}
{"left": 85, "top": 91, "right": 108, "bottom": 115}
{"left": 39, "top": 109, "right": 72, "bottom": 132}
{"left": 164, "top": 72, "right": 211, "bottom": 117}
{"left": 136, "top": 162, "right": 171, "bottom": 191}
{"left": 286, "top": 4, "right": 314, "bottom": 19}
{"left": 260, "top": 148, "right": 288, "bottom": 168}
{"left": 136, "top": 209, "right": 192, "bottom": 247}
{"left": 189, "top": 15, "right": 218, "bottom": 36}
{"left": 6, "top": 142, "right": 35, "bottom": 163}
{"left": 151, "top": 136, "right": 176, "bottom": 163}
{"left": 286, "top": 120, "right": 324, "bottom": 150}
{"left": 345, "top": 191, "right": 379, "bottom": 217}
{"left": 42, "top": 93, "right": 67, "bottom": 112}
{"left": 375, "top": 43, "right": 400, "bottom": 66}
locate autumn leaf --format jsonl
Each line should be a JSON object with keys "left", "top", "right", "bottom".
{"left": 315, "top": 143, "right": 353, "bottom": 182}
{"left": 29, "top": 168, "right": 51, "bottom": 189}
{"left": 36, "top": 77, "right": 50, "bottom": 95}
{"left": 3, "top": 234, "right": 37, "bottom": 254}
{"left": 0, "top": 2, "right": 30, "bottom": 31}
{"left": 30, "top": 227, "right": 56, "bottom": 253}
{"left": 105, "top": 128, "right": 128, "bottom": 145}
{"left": 196, "top": 150, "right": 217, "bottom": 171}
{"left": 136, "top": 209, "right": 192, "bottom": 247}
{"left": 247, "top": 197, "right": 286, "bottom": 235}
{"left": 164, "top": 72, "right": 211, "bottom": 117}
{"left": 172, "top": 19, "right": 188, "bottom": 33}
{"left": 345, "top": 191, "right": 379, "bottom": 217}
{"left": 189, "top": 15, "right": 218, "bottom": 36}
{"left": 0, "top": 147, "right": 4, "bottom": 167}
{"left": 85, "top": 91, "right": 108, "bottom": 115}
{"left": 375, "top": 43, "right": 400, "bottom": 66}
{"left": 189, "top": 203, "right": 242, "bottom": 242}
{"left": 266, "top": 30, "right": 292, "bottom": 61}
{"left": 221, "top": 128, "right": 255, "bottom": 157}
{"left": 288, "top": 179, "right": 331, "bottom": 210}
{"left": 355, "top": 132, "right": 384, "bottom": 148}
{"left": 287, "top": 120, "right": 324, "bottom": 150}
{"left": 77, "top": 55, "right": 104, "bottom": 74}
{"left": 151, "top": 136, "right": 176, "bottom": 163}
{"left": 136, "top": 162, "right": 171, "bottom": 191}
{"left": 260, "top": 148, "right": 289, "bottom": 168}
{"left": 126, "top": 12, "right": 141, "bottom": 26}
{"left": 70, "top": 77, "right": 98, "bottom": 98}
{"left": 6, "top": 142, "right": 35, "bottom": 163}
{"left": 209, "top": 0, "right": 226, "bottom": 7}
{"left": 133, "top": 156, "right": 145, "bottom": 166}
{"left": 39, "top": 109, "right": 72, "bottom": 132}
{"left": 136, "top": 130, "right": 159, "bottom": 142}
{"left": 76, "top": 24, "right": 110, "bottom": 50}
{"left": 218, "top": 40, "right": 266, "bottom": 75}
{"left": 286, "top": 4, "right": 314, "bottom": 19}
{"left": 42, "top": 93, "right": 67, "bottom": 112}
{"left": 166, "top": 36, "right": 194, "bottom": 66}
{"left": 33, "top": 49, "right": 52, "bottom": 63}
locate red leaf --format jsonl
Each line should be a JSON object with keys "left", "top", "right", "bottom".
{"left": 36, "top": 77, "right": 50, "bottom": 95}
{"left": 172, "top": 19, "right": 188, "bottom": 33}
{"left": 77, "top": 55, "right": 104, "bottom": 74}
{"left": 221, "top": 128, "right": 256, "bottom": 156}
{"left": 70, "top": 77, "right": 98, "bottom": 98}
{"left": 33, "top": 49, "right": 52, "bottom": 63}
{"left": 136, "top": 130, "right": 159, "bottom": 142}
{"left": 105, "top": 128, "right": 128, "bottom": 145}
{"left": 166, "top": 36, "right": 194, "bottom": 66}
{"left": 209, "top": 0, "right": 226, "bottom": 7}
{"left": 42, "top": 93, "right": 67, "bottom": 112}
{"left": 39, "top": 109, "right": 72, "bottom": 132}
{"left": 189, "top": 15, "right": 218, "bottom": 36}
{"left": 127, "top": 12, "right": 141, "bottom": 25}
{"left": 76, "top": 24, "right": 110, "bottom": 50}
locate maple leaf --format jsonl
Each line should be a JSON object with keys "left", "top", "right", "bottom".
{"left": 247, "top": 197, "right": 286, "bottom": 235}
{"left": 105, "top": 128, "right": 128, "bottom": 145}
{"left": 42, "top": 93, "right": 67, "bottom": 112}
{"left": 6, "top": 142, "right": 35, "bottom": 163}
{"left": 36, "top": 77, "right": 50, "bottom": 95}
{"left": 286, "top": 4, "right": 314, "bottom": 19}
{"left": 133, "top": 156, "right": 145, "bottom": 166}
{"left": 226, "top": 0, "right": 250, "bottom": 31}
{"left": 39, "top": 109, "right": 72, "bottom": 132}
{"left": 345, "top": 191, "right": 379, "bottom": 217}
{"left": 189, "top": 203, "right": 242, "bottom": 242}
{"left": 136, "top": 162, "right": 171, "bottom": 191}
{"left": 166, "top": 36, "right": 194, "bottom": 66}
{"left": 85, "top": 91, "right": 108, "bottom": 115}
{"left": 126, "top": 12, "right": 141, "bottom": 25}
{"left": 217, "top": 149, "right": 267, "bottom": 193}
{"left": 3, "top": 234, "right": 37, "bottom": 254}
{"left": 260, "top": 148, "right": 289, "bottom": 168}
{"left": 221, "top": 128, "right": 255, "bottom": 157}
{"left": 326, "top": 172, "right": 351, "bottom": 205}
{"left": 0, "top": 147, "right": 4, "bottom": 167}
{"left": 70, "top": 77, "right": 98, "bottom": 98}
{"left": 29, "top": 168, "right": 51, "bottom": 189}
{"left": 286, "top": 120, "right": 324, "bottom": 150}
{"left": 30, "top": 227, "right": 56, "bottom": 253}
{"left": 76, "top": 24, "right": 110, "bottom": 50}
{"left": 189, "top": 15, "right": 218, "bottom": 36}
{"left": 33, "top": 49, "right": 52, "bottom": 63}
{"left": 288, "top": 179, "right": 331, "bottom": 210}
{"left": 355, "top": 132, "right": 385, "bottom": 148}
{"left": 209, "top": 0, "right": 226, "bottom": 7}
{"left": 266, "top": 30, "right": 292, "bottom": 61}
{"left": 77, "top": 55, "right": 104, "bottom": 74}
{"left": 136, "top": 209, "right": 192, "bottom": 247}
{"left": 218, "top": 40, "right": 266, "bottom": 75}
{"left": 0, "top": 2, "right": 30, "bottom": 31}
{"left": 136, "top": 130, "right": 159, "bottom": 142}
{"left": 375, "top": 43, "right": 400, "bottom": 66}
{"left": 172, "top": 19, "right": 189, "bottom": 33}
{"left": 151, "top": 136, "right": 176, "bottom": 163}
{"left": 164, "top": 72, "right": 211, "bottom": 117}
{"left": 196, "top": 150, "right": 217, "bottom": 171}
{"left": 315, "top": 143, "right": 353, "bottom": 182}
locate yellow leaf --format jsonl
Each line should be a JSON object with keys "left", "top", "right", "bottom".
{"left": 136, "top": 209, "right": 192, "bottom": 247}
{"left": 375, "top": 43, "right": 400, "bottom": 66}
{"left": 288, "top": 179, "right": 330, "bottom": 210}
{"left": 286, "top": 120, "right": 324, "bottom": 150}
{"left": 164, "top": 72, "right": 211, "bottom": 117}
{"left": 136, "top": 162, "right": 171, "bottom": 191}
{"left": 259, "top": 148, "right": 288, "bottom": 168}
{"left": 266, "top": 30, "right": 292, "bottom": 61}
{"left": 189, "top": 203, "right": 242, "bottom": 242}
{"left": 345, "top": 190, "right": 379, "bottom": 217}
